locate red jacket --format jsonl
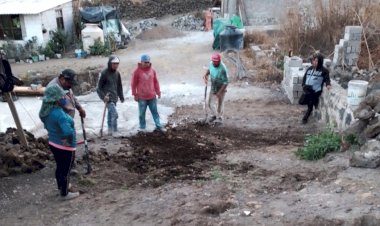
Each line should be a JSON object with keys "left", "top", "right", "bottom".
{"left": 131, "top": 63, "right": 161, "bottom": 100}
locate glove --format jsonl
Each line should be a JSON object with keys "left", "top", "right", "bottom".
{"left": 79, "top": 108, "right": 86, "bottom": 118}
{"left": 120, "top": 97, "right": 125, "bottom": 103}
{"left": 104, "top": 95, "right": 110, "bottom": 103}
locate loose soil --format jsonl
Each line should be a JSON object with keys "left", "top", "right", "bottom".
{"left": 1, "top": 16, "right": 380, "bottom": 226}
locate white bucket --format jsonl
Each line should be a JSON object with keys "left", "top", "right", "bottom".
{"left": 347, "top": 80, "right": 368, "bottom": 105}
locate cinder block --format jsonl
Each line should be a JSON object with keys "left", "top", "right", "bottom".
{"left": 292, "top": 83, "right": 303, "bottom": 91}
{"left": 288, "top": 56, "right": 303, "bottom": 67}
{"left": 291, "top": 76, "right": 298, "bottom": 84}
{"left": 345, "top": 26, "right": 362, "bottom": 35}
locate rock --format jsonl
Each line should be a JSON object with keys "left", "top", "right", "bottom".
{"left": 350, "top": 140, "right": 380, "bottom": 168}
{"left": 364, "top": 93, "right": 380, "bottom": 108}
{"left": 364, "top": 120, "right": 380, "bottom": 138}
{"left": 353, "top": 105, "right": 375, "bottom": 120}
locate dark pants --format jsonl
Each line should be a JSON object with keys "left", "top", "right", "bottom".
{"left": 49, "top": 145, "right": 75, "bottom": 196}
{"left": 303, "top": 91, "right": 322, "bottom": 122}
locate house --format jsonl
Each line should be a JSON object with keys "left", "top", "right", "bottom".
{"left": 0, "top": 0, "right": 75, "bottom": 47}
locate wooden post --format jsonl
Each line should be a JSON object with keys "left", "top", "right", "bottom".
{"left": 4, "top": 92, "right": 29, "bottom": 148}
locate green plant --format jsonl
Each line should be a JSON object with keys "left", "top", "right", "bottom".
{"left": 295, "top": 128, "right": 341, "bottom": 160}
{"left": 344, "top": 134, "right": 360, "bottom": 146}
{"left": 47, "top": 29, "right": 68, "bottom": 54}
{"left": 40, "top": 45, "right": 55, "bottom": 58}
{"left": 89, "top": 38, "right": 111, "bottom": 56}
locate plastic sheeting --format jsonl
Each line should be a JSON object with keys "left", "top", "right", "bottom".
{"left": 80, "top": 6, "right": 118, "bottom": 23}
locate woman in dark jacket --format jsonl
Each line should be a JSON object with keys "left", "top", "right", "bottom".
{"left": 301, "top": 53, "right": 331, "bottom": 124}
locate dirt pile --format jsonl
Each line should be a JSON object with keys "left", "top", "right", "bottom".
{"left": 0, "top": 128, "right": 51, "bottom": 177}
{"left": 113, "top": 0, "right": 213, "bottom": 20}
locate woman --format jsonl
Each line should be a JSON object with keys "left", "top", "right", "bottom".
{"left": 39, "top": 84, "right": 79, "bottom": 200}
{"left": 301, "top": 53, "right": 331, "bottom": 124}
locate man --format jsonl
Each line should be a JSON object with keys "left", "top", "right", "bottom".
{"left": 131, "top": 54, "right": 164, "bottom": 133}
{"left": 47, "top": 69, "right": 86, "bottom": 119}
{"left": 203, "top": 52, "right": 229, "bottom": 123}
{"left": 97, "top": 55, "right": 124, "bottom": 136}
{"left": 301, "top": 52, "right": 331, "bottom": 124}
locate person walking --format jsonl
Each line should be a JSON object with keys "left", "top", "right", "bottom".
{"left": 203, "top": 52, "right": 229, "bottom": 123}
{"left": 301, "top": 52, "right": 331, "bottom": 124}
{"left": 39, "top": 84, "right": 79, "bottom": 201}
{"left": 47, "top": 69, "right": 86, "bottom": 119}
{"left": 97, "top": 55, "right": 125, "bottom": 136}
{"left": 131, "top": 54, "right": 164, "bottom": 133}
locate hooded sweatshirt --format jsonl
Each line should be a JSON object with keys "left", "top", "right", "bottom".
{"left": 97, "top": 56, "right": 124, "bottom": 103}
{"left": 131, "top": 63, "right": 160, "bottom": 100}
{"left": 302, "top": 54, "right": 331, "bottom": 93}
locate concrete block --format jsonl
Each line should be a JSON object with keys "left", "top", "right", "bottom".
{"left": 292, "top": 83, "right": 303, "bottom": 91}
{"left": 345, "top": 26, "right": 362, "bottom": 35}
{"left": 287, "top": 56, "right": 303, "bottom": 67}
{"left": 292, "top": 76, "right": 298, "bottom": 84}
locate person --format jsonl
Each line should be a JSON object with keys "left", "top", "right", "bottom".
{"left": 47, "top": 69, "right": 86, "bottom": 119}
{"left": 97, "top": 55, "right": 125, "bottom": 136}
{"left": 0, "top": 49, "right": 23, "bottom": 100}
{"left": 301, "top": 52, "right": 331, "bottom": 124}
{"left": 39, "top": 84, "right": 79, "bottom": 201}
{"left": 203, "top": 52, "right": 229, "bottom": 123}
{"left": 131, "top": 54, "right": 164, "bottom": 133}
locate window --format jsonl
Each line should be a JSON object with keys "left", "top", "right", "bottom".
{"left": 56, "top": 9, "right": 64, "bottom": 30}
{"left": 0, "top": 15, "right": 22, "bottom": 40}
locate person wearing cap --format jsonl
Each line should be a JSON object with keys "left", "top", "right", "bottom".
{"left": 131, "top": 54, "right": 164, "bottom": 133}
{"left": 97, "top": 55, "right": 125, "bottom": 135}
{"left": 39, "top": 84, "right": 79, "bottom": 201}
{"left": 203, "top": 52, "right": 229, "bottom": 123}
{"left": 47, "top": 69, "right": 86, "bottom": 119}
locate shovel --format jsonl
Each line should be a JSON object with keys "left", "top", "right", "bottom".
{"left": 204, "top": 84, "right": 208, "bottom": 122}
{"left": 80, "top": 116, "right": 92, "bottom": 174}
{"left": 99, "top": 93, "right": 110, "bottom": 137}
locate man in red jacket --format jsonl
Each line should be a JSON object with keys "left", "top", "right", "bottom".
{"left": 131, "top": 54, "right": 164, "bottom": 133}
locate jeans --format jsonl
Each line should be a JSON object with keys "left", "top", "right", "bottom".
{"left": 50, "top": 145, "right": 75, "bottom": 196}
{"left": 138, "top": 98, "right": 161, "bottom": 129}
{"left": 107, "top": 102, "right": 118, "bottom": 132}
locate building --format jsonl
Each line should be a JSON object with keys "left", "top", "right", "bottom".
{"left": 0, "top": 0, "right": 74, "bottom": 47}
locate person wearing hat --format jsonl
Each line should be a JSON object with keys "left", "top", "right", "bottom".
{"left": 47, "top": 69, "right": 86, "bottom": 119}
{"left": 203, "top": 52, "right": 229, "bottom": 123}
{"left": 131, "top": 54, "right": 164, "bottom": 133}
{"left": 97, "top": 55, "right": 125, "bottom": 136}
{"left": 39, "top": 84, "right": 79, "bottom": 201}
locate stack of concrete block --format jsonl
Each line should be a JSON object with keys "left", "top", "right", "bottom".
{"left": 333, "top": 26, "right": 362, "bottom": 67}
{"left": 282, "top": 56, "right": 306, "bottom": 104}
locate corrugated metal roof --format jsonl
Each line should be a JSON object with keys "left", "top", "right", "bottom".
{"left": 0, "top": 0, "right": 72, "bottom": 15}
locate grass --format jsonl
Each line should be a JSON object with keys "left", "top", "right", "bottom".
{"left": 295, "top": 128, "right": 341, "bottom": 160}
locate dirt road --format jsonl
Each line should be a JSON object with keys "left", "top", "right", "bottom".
{"left": 1, "top": 17, "right": 380, "bottom": 226}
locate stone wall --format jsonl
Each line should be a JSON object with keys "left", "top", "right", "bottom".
{"left": 317, "top": 80, "right": 355, "bottom": 130}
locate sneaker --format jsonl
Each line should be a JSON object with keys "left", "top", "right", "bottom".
{"left": 137, "top": 128, "right": 146, "bottom": 134}
{"left": 112, "top": 132, "right": 122, "bottom": 137}
{"left": 301, "top": 118, "right": 308, "bottom": 124}
{"left": 60, "top": 192, "right": 79, "bottom": 201}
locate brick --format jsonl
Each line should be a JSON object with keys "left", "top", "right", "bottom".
{"left": 345, "top": 26, "right": 362, "bottom": 35}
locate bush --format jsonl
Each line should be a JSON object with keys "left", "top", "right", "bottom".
{"left": 295, "top": 128, "right": 341, "bottom": 160}
{"left": 47, "top": 29, "right": 68, "bottom": 54}
{"left": 89, "top": 38, "right": 111, "bottom": 56}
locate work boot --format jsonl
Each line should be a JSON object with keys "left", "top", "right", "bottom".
{"left": 154, "top": 127, "right": 166, "bottom": 134}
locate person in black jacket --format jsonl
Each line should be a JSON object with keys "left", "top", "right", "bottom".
{"left": 301, "top": 53, "right": 331, "bottom": 124}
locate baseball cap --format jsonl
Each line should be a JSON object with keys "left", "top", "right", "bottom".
{"left": 110, "top": 56, "right": 120, "bottom": 63}
{"left": 61, "top": 69, "right": 78, "bottom": 84}
{"left": 141, "top": 54, "right": 150, "bottom": 62}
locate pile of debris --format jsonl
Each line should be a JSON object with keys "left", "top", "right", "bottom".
{"left": 125, "top": 19, "right": 158, "bottom": 38}
{"left": 171, "top": 14, "right": 205, "bottom": 31}
{"left": 114, "top": 0, "right": 213, "bottom": 20}
{"left": 331, "top": 67, "right": 379, "bottom": 89}
{"left": 0, "top": 128, "right": 51, "bottom": 177}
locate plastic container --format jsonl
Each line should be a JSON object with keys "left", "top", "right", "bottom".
{"left": 219, "top": 25, "right": 243, "bottom": 51}
{"left": 81, "top": 23, "right": 104, "bottom": 52}
{"left": 347, "top": 80, "right": 368, "bottom": 105}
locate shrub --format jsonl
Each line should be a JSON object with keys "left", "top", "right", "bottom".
{"left": 47, "top": 29, "right": 69, "bottom": 54}
{"left": 89, "top": 38, "right": 111, "bottom": 56}
{"left": 295, "top": 128, "right": 341, "bottom": 160}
